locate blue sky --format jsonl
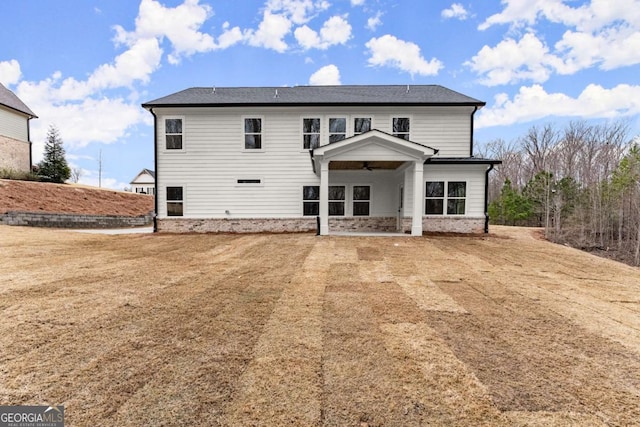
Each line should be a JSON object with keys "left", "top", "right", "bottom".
{"left": 1, "top": 0, "right": 639, "bottom": 189}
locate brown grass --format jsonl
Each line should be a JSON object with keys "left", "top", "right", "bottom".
{"left": 1, "top": 225, "right": 639, "bottom": 426}
{"left": 0, "top": 179, "right": 154, "bottom": 216}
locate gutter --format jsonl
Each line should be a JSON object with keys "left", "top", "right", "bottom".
{"left": 470, "top": 106, "right": 478, "bottom": 157}
{"left": 484, "top": 163, "right": 495, "bottom": 233}
{"left": 149, "top": 108, "right": 158, "bottom": 233}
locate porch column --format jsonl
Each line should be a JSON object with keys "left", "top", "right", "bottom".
{"left": 319, "top": 160, "right": 329, "bottom": 235}
{"left": 411, "top": 160, "right": 424, "bottom": 236}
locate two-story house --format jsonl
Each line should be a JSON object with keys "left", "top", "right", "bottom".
{"left": 142, "top": 85, "right": 500, "bottom": 235}
{"left": 0, "top": 83, "right": 38, "bottom": 173}
{"left": 129, "top": 168, "right": 156, "bottom": 195}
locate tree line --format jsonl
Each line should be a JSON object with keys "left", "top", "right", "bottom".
{"left": 478, "top": 120, "right": 640, "bottom": 265}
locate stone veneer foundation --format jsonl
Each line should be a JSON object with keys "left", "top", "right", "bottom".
{"left": 157, "top": 216, "right": 486, "bottom": 234}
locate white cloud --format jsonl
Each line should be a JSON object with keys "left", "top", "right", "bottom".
{"left": 245, "top": 11, "right": 292, "bottom": 52}
{"left": 365, "top": 35, "right": 443, "bottom": 76}
{"left": 441, "top": 3, "right": 468, "bottom": 20}
{"left": 265, "top": 0, "right": 330, "bottom": 25}
{"left": 351, "top": 0, "right": 365, "bottom": 5}
{"left": 471, "top": 0, "right": 640, "bottom": 84}
{"left": 476, "top": 84, "right": 640, "bottom": 128}
{"left": 0, "top": 59, "right": 22, "bottom": 86}
{"left": 309, "top": 64, "right": 341, "bottom": 85}
{"left": 295, "top": 15, "right": 352, "bottom": 50}
{"left": 366, "top": 11, "right": 382, "bottom": 31}
{"left": 466, "top": 33, "right": 566, "bottom": 86}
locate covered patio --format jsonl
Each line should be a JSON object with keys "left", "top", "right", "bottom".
{"left": 311, "top": 130, "right": 437, "bottom": 236}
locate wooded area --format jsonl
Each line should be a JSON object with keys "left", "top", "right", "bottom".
{"left": 478, "top": 120, "right": 640, "bottom": 266}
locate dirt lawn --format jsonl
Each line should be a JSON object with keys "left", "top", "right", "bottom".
{"left": 1, "top": 225, "right": 639, "bottom": 426}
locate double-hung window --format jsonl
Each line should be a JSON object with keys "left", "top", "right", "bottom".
{"left": 303, "top": 186, "right": 320, "bottom": 216}
{"left": 328, "top": 185, "right": 345, "bottom": 216}
{"left": 244, "top": 118, "right": 262, "bottom": 150}
{"left": 353, "top": 118, "right": 371, "bottom": 135}
{"left": 425, "top": 181, "right": 466, "bottom": 215}
{"left": 165, "top": 118, "right": 183, "bottom": 150}
{"left": 329, "top": 118, "right": 346, "bottom": 143}
{"left": 166, "top": 186, "right": 184, "bottom": 216}
{"left": 392, "top": 117, "right": 410, "bottom": 140}
{"left": 303, "top": 118, "right": 321, "bottom": 149}
{"left": 353, "top": 185, "right": 370, "bottom": 216}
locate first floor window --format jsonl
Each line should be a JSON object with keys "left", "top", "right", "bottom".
{"left": 303, "top": 118, "right": 321, "bottom": 149}
{"left": 303, "top": 186, "right": 319, "bottom": 216}
{"left": 425, "top": 181, "right": 466, "bottom": 215}
{"left": 353, "top": 185, "right": 370, "bottom": 216}
{"left": 329, "top": 118, "right": 346, "bottom": 143}
{"left": 329, "top": 185, "right": 345, "bottom": 216}
{"left": 244, "top": 118, "right": 262, "bottom": 149}
{"left": 166, "top": 186, "right": 183, "bottom": 216}
{"left": 165, "top": 118, "right": 183, "bottom": 149}
{"left": 447, "top": 181, "right": 466, "bottom": 215}
{"left": 393, "top": 117, "right": 410, "bottom": 140}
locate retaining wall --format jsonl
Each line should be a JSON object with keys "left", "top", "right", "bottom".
{"left": 0, "top": 211, "right": 154, "bottom": 229}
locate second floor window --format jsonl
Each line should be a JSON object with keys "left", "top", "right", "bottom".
{"left": 165, "top": 118, "right": 183, "bottom": 150}
{"left": 303, "top": 118, "right": 321, "bottom": 149}
{"left": 354, "top": 118, "right": 371, "bottom": 135}
{"left": 329, "top": 118, "right": 346, "bottom": 143}
{"left": 393, "top": 117, "right": 410, "bottom": 140}
{"left": 244, "top": 118, "right": 262, "bottom": 149}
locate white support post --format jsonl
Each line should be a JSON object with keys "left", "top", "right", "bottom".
{"left": 319, "top": 160, "right": 329, "bottom": 235}
{"left": 411, "top": 161, "right": 424, "bottom": 236}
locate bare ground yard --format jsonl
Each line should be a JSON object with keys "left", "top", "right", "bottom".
{"left": 1, "top": 225, "right": 639, "bottom": 426}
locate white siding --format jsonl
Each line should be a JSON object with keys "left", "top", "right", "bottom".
{"left": 423, "top": 164, "right": 488, "bottom": 216}
{"left": 154, "top": 106, "right": 476, "bottom": 218}
{"left": 0, "top": 106, "right": 29, "bottom": 141}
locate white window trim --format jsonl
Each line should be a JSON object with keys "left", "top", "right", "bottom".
{"left": 351, "top": 184, "right": 372, "bottom": 217}
{"left": 328, "top": 116, "right": 348, "bottom": 144}
{"left": 425, "top": 180, "right": 467, "bottom": 216}
{"left": 302, "top": 184, "right": 320, "bottom": 216}
{"left": 392, "top": 115, "right": 412, "bottom": 141}
{"left": 351, "top": 116, "right": 374, "bottom": 136}
{"left": 328, "top": 184, "right": 346, "bottom": 216}
{"left": 165, "top": 184, "right": 185, "bottom": 217}
{"left": 301, "top": 117, "right": 322, "bottom": 151}
{"left": 241, "top": 116, "right": 265, "bottom": 152}
{"left": 163, "top": 116, "right": 185, "bottom": 152}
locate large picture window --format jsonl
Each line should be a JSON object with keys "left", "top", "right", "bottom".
{"left": 353, "top": 185, "right": 370, "bottom": 216}
{"left": 329, "top": 185, "right": 345, "bottom": 216}
{"left": 303, "top": 118, "right": 321, "bottom": 149}
{"left": 244, "top": 118, "right": 262, "bottom": 149}
{"left": 165, "top": 118, "right": 183, "bottom": 150}
{"left": 303, "top": 186, "right": 319, "bottom": 216}
{"left": 329, "top": 118, "right": 346, "bottom": 143}
{"left": 166, "top": 186, "right": 183, "bottom": 216}
{"left": 425, "top": 181, "right": 466, "bottom": 215}
{"left": 392, "top": 117, "right": 410, "bottom": 140}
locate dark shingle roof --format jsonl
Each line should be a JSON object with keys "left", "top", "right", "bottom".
{"left": 142, "top": 85, "right": 484, "bottom": 108}
{"left": 0, "top": 83, "right": 37, "bottom": 117}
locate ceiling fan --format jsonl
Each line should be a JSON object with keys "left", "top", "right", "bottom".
{"left": 362, "top": 161, "right": 374, "bottom": 171}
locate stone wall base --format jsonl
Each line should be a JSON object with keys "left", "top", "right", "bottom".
{"left": 157, "top": 216, "right": 486, "bottom": 234}
{"left": 157, "top": 217, "right": 318, "bottom": 233}
{"left": 412, "top": 216, "right": 486, "bottom": 233}
{"left": 0, "top": 211, "right": 154, "bottom": 229}
{"left": 0, "top": 135, "right": 31, "bottom": 172}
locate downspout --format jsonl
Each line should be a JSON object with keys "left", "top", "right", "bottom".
{"left": 470, "top": 106, "right": 478, "bottom": 157}
{"left": 484, "top": 163, "right": 494, "bottom": 233}
{"left": 150, "top": 108, "right": 159, "bottom": 233}
{"left": 27, "top": 117, "right": 33, "bottom": 170}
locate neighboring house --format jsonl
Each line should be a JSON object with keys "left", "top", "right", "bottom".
{"left": 142, "top": 85, "right": 500, "bottom": 235}
{"left": 130, "top": 168, "right": 155, "bottom": 195}
{"left": 0, "top": 83, "right": 37, "bottom": 172}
